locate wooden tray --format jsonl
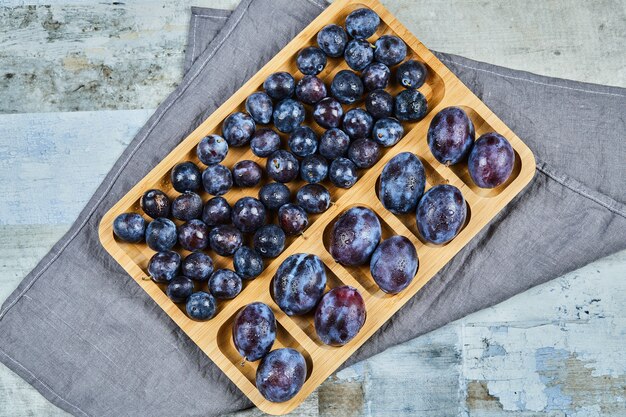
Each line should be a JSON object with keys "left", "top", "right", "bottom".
{"left": 99, "top": 0, "right": 536, "bottom": 414}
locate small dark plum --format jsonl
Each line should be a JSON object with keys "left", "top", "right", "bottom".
{"left": 361, "top": 62, "right": 390, "bottom": 91}
{"left": 329, "top": 157, "right": 358, "bottom": 189}
{"left": 278, "top": 204, "right": 309, "bottom": 236}
{"left": 171, "top": 161, "right": 202, "bottom": 192}
{"left": 250, "top": 128, "right": 281, "bottom": 157}
{"left": 272, "top": 253, "right": 326, "bottom": 315}
{"left": 232, "top": 197, "right": 267, "bottom": 233}
{"left": 197, "top": 134, "right": 228, "bottom": 165}
{"left": 258, "top": 182, "right": 291, "bottom": 211}
{"left": 313, "top": 97, "right": 344, "bottom": 129}
{"left": 233, "top": 246, "right": 264, "bottom": 280}
{"left": 177, "top": 219, "right": 209, "bottom": 252}
{"left": 317, "top": 24, "right": 348, "bottom": 58}
{"left": 342, "top": 108, "right": 373, "bottom": 139}
{"left": 288, "top": 126, "right": 318, "bottom": 157}
{"left": 266, "top": 150, "right": 299, "bottom": 183}
{"left": 209, "top": 225, "right": 243, "bottom": 256}
{"left": 427, "top": 106, "right": 475, "bottom": 165}
{"left": 319, "top": 128, "right": 350, "bottom": 160}
{"left": 365, "top": 89, "right": 394, "bottom": 119}
{"left": 148, "top": 250, "right": 181, "bottom": 283}
{"left": 396, "top": 59, "right": 427, "bottom": 89}
{"left": 232, "top": 302, "right": 276, "bottom": 362}
{"left": 245, "top": 92, "right": 273, "bottom": 125}
{"left": 296, "top": 46, "right": 327, "bottom": 76}
{"left": 209, "top": 269, "right": 242, "bottom": 300}
{"left": 256, "top": 348, "right": 306, "bottom": 403}
{"left": 145, "top": 218, "right": 177, "bottom": 252}
{"left": 314, "top": 286, "right": 366, "bottom": 346}
{"left": 344, "top": 39, "right": 374, "bottom": 71}
{"left": 296, "top": 184, "right": 331, "bottom": 214}
{"left": 372, "top": 117, "right": 404, "bottom": 147}
{"left": 468, "top": 132, "right": 515, "bottom": 188}
{"left": 370, "top": 236, "right": 418, "bottom": 294}
{"left": 330, "top": 70, "right": 364, "bottom": 104}
{"left": 378, "top": 152, "right": 426, "bottom": 214}
{"left": 300, "top": 154, "right": 329, "bottom": 184}
{"left": 222, "top": 112, "right": 255, "bottom": 147}
{"left": 166, "top": 276, "right": 194, "bottom": 303}
{"left": 202, "top": 196, "right": 231, "bottom": 226}
{"left": 171, "top": 191, "right": 203, "bottom": 221}
{"left": 181, "top": 252, "right": 214, "bottom": 281}
{"left": 348, "top": 138, "right": 381, "bottom": 169}
{"left": 253, "top": 224, "right": 286, "bottom": 258}
{"left": 233, "top": 160, "right": 263, "bottom": 188}
{"left": 416, "top": 184, "right": 467, "bottom": 244}
{"left": 186, "top": 291, "right": 216, "bottom": 321}
{"left": 113, "top": 213, "right": 145, "bottom": 243}
{"left": 329, "top": 206, "right": 381, "bottom": 266}
{"left": 345, "top": 7, "right": 380, "bottom": 39}
{"left": 202, "top": 164, "right": 233, "bottom": 196}
{"left": 273, "top": 99, "right": 305, "bottom": 133}
{"left": 394, "top": 89, "right": 428, "bottom": 122}
{"left": 295, "top": 76, "right": 327, "bottom": 105}
{"left": 141, "top": 189, "right": 170, "bottom": 219}
{"left": 374, "top": 35, "right": 406, "bottom": 66}
{"left": 263, "top": 72, "right": 295, "bottom": 100}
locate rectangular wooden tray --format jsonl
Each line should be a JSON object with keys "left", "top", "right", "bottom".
{"left": 98, "top": 0, "right": 536, "bottom": 414}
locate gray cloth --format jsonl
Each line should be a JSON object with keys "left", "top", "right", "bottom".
{"left": 1, "top": 1, "right": 624, "bottom": 416}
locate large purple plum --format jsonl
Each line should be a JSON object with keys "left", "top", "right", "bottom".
{"left": 370, "top": 236, "right": 418, "bottom": 294}
{"left": 416, "top": 184, "right": 466, "bottom": 244}
{"left": 329, "top": 207, "right": 381, "bottom": 266}
{"left": 232, "top": 302, "right": 276, "bottom": 362}
{"left": 378, "top": 152, "right": 426, "bottom": 214}
{"left": 468, "top": 132, "right": 515, "bottom": 188}
{"left": 272, "top": 253, "right": 326, "bottom": 316}
{"left": 314, "top": 286, "right": 366, "bottom": 346}
{"left": 427, "top": 107, "right": 475, "bottom": 165}
{"left": 256, "top": 348, "right": 306, "bottom": 403}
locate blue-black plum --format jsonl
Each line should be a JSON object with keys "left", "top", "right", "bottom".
{"left": 296, "top": 184, "right": 331, "bottom": 214}
{"left": 233, "top": 160, "right": 263, "bottom": 188}
{"left": 202, "top": 164, "right": 233, "bottom": 196}
{"left": 273, "top": 99, "right": 305, "bottom": 133}
{"left": 202, "top": 196, "right": 231, "bottom": 226}
{"left": 245, "top": 92, "right": 273, "bottom": 125}
{"left": 232, "top": 197, "right": 267, "bottom": 233}
{"left": 330, "top": 70, "right": 364, "bottom": 104}
{"left": 296, "top": 46, "right": 327, "bottom": 76}
{"left": 186, "top": 291, "right": 216, "bottom": 321}
{"left": 209, "top": 269, "right": 242, "bottom": 300}
{"left": 319, "top": 128, "right": 350, "bottom": 160}
{"left": 427, "top": 107, "right": 475, "bottom": 165}
{"left": 266, "top": 150, "right": 299, "bottom": 183}
{"left": 344, "top": 39, "right": 374, "bottom": 71}
{"left": 317, "top": 24, "right": 348, "bottom": 57}
{"left": 171, "top": 161, "right": 202, "bottom": 192}
{"left": 113, "top": 213, "right": 145, "bottom": 243}
{"left": 370, "top": 236, "right": 418, "bottom": 294}
{"left": 256, "top": 348, "right": 306, "bottom": 403}
{"left": 468, "top": 132, "right": 515, "bottom": 188}
{"left": 182, "top": 252, "right": 214, "bottom": 281}
{"left": 171, "top": 191, "right": 203, "bottom": 221}
{"left": 342, "top": 108, "right": 373, "bottom": 139}
{"left": 278, "top": 204, "right": 309, "bottom": 235}
{"left": 233, "top": 246, "right": 264, "bottom": 280}
{"left": 372, "top": 117, "right": 404, "bottom": 147}
{"left": 264, "top": 72, "right": 295, "bottom": 100}
{"left": 177, "top": 219, "right": 209, "bottom": 252}
{"left": 314, "top": 286, "right": 366, "bottom": 346}
{"left": 141, "top": 189, "right": 170, "bottom": 219}
{"left": 233, "top": 302, "right": 276, "bottom": 362}
{"left": 396, "top": 59, "right": 427, "bottom": 89}
{"left": 258, "top": 182, "right": 291, "bottom": 211}
{"left": 348, "top": 138, "right": 381, "bottom": 169}
{"left": 378, "top": 152, "right": 425, "bottom": 214}
{"left": 365, "top": 89, "right": 393, "bottom": 119}
{"left": 374, "top": 35, "right": 406, "bottom": 66}
{"left": 288, "top": 126, "right": 318, "bottom": 157}
{"left": 416, "top": 184, "right": 467, "bottom": 244}
{"left": 250, "top": 128, "right": 281, "bottom": 158}
{"left": 329, "top": 157, "right": 358, "bottom": 189}
{"left": 300, "top": 154, "right": 329, "bottom": 184}
{"left": 345, "top": 7, "right": 380, "bottom": 39}
{"left": 313, "top": 97, "right": 344, "bottom": 129}
{"left": 394, "top": 89, "right": 427, "bottom": 122}
{"left": 209, "top": 225, "right": 243, "bottom": 256}
{"left": 197, "top": 134, "right": 228, "bottom": 165}
{"left": 361, "top": 62, "right": 390, "bottom": 91}
{"left": 253, "top": 224, "right": 286, "bottom": 258}
{"left": 166, "top": 276, "right": 194, "bottom": 303}
{"left": 295, "top": 76, "right": 326, "bottom": 105}
{"left": 222, "top": 112, "right": 255, "bottom": 147}
{"left": 329, "top": 206, "right": 381, "bottom": 266}
{"left": 272, "top": 253, "right": 326, "bottom": 315}
{"left": 148, "top": 250, "right": 181, "bottom": 283}
{"left": 145, "top": 218, "right": 177, "bottom": 251}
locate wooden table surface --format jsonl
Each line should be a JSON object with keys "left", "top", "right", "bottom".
{"left": 1, "top": 1, "right": 624, "bottom": 416}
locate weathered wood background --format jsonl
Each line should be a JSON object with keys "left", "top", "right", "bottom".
{"left": 0, "top": 0, "right": 624, "bottom": 416}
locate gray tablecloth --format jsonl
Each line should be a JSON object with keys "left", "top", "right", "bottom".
{"left": 1, "top": 0, "right": 624, "bottom": 416}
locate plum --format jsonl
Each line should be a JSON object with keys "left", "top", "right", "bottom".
{"left": 258, "top": 182, "right": 291, "bottom": 211}
{"left": 177, "top": 219, "right": 209, "bottom": 252}
{"left": 245, "top": 92, "right": 273, "bottom": 125}
{"left": 396, "top": 60, "right": 427, "bottom": 89}
{"left": 374, "top": 35, "right": 406, "bottom": 66}
{"left": 253, "top": 224, "right": 286, "bottom": 258}
{"left": 295, "top": 76, "right": 327, "bottom": 105}
{"left": 313, "top": 97, "right": 343, "bottom": 129}
{"left": 232, "top": 160, "right": 263, "bottom": 188}
{"left": 371, "top": 117, "right": 404, "bottom": 147}
{"left": 468, "top": 132, "right": 515, "bottom": 188}
{"left": 113, "top": 213, "right": 145, "bottom": 243}
{"left": 344, "top": 39, "right": 374, "bottom": 71}
{"left": 202, "top": 164, "right": 233, "bottom": 196}
{"left": 370, "top": 236, "right": 418, "bottom": 294}
{"left": 296, "top": 46, "right": 327, "bottom": 76}
{"left": 314, "top": 286, "right": 366, "bottom": 346}
{"left": 171, "top": 191, "right": 203, "bottom": 221}
{"left": 232, "top": 197, "right": 267, "bottom": 233}
{"left": 361, "top": 62, "right": 390, "bottom": 91}
{"left": 278, "top": 204, "right": 309, "bottom": 235}
{"left": 330, "top": 70, "right": 363, "bottom": 104}
{"left": 166, "top": 276, "right": 194, "bottom": 303}
{"left": 342, "top": 108, "right": 373, "bottom": 139}
{"left": 319, "top": 128, "right": 350, "bottom": 160}
{"left": 365, "top": 89, "right": 393, "bottom": 119}
{"left": 141, "top": 189, "right": 170, "bottom": 219}
{"left": 256, "top": 348, "right": 307, "bottom": 403}
{"left": 222, "top": 112, "right": 255, "bottom": 147}
{"left": 209, "top": 225, "right": 243, "bottom": 256}
{"left": 348, "top": 138, "right": 381, "bottom": 169}
{"left": 317, "top": 24, "right": 348, "bottom": 57}
{"left": 416, "top": 184, "right": 466, "bottom": 244}
{"left": 202, "top": 196, "right": 231, "bottom": 226}
{"left": 273, "top": 99, "right": 305, "bottom": 133}
{"left": 394, "top": 89, "right": 427, "bottom": 122}
{"left": 378, "top": 152, "right": 426, "bottom": 214}
{"left": 148, "top": 250, "right": 181, "bottom": 283}
{"left": 197, "top": 134, "right": 228, "bottom": 165}
{"left": 263, "top": 72, "right": 295, "bottom": 100}
{"left": 181, "top": 252, "right": 214, "bottom": 281}
{"left": 171, "top": 161, "right": 202, "bottom": 192}
{"left": 145, "top": 218, "right": 177, "bottom": 252}
{"left": 266, "top": 150, "right": 299, "bottom": 183}
{"left": 329, "top": 157, "right": 358, "bottom": 189}
{"left": 209, "top": 269, "right": 242, "bottom": 300}
{"left": 345, "top": 8, "right": 380, "bottom": 39}
{"left": 232, "top": 302, "right": 276, "bottom": 362}
{"left": 427, "top": 107, "right": 475, "bottom": 165}
{"left": 288, "top": 126, "right": 318, "bottom": 158}
{"left": 272, "top": 253, "right": 326, "bottom": 315}
{"left": 300, "top": 154, "right": 329, "bottom": 184}
{"left": 329, "top": 206, "right": 381, "bottom": 266}
{"left": 296, "top": 184, "right": 331, "bottom": 214}
{"left": 250, "top": 128, "right": 281, "bottom": 157}
{"left": 186, "top": 291, "right": 216, "bottom": 321}
{"left": 233, "top": 246, "right": 264, "bottom": 280}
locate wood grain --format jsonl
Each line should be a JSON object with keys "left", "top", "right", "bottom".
{"left": 98, "top": 0, "right": 536, "bottom": 414}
